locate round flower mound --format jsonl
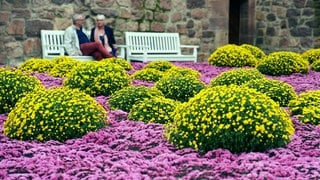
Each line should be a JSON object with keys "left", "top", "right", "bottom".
{"left": 99, "top": 57, "right": 133, "bottom": 71}
{"left": 128, "top": 96, "right": 180, "bottom": 124}
{"left": 164, "top": 66, "right": 201, "bottom": 79}
{"left": 257, "top": 51, "right": 309, "bottom": 76}
{"left": 4, "top": 87, "right": 107, "bottom": 142}
{"left": 289, "top": 90, "right": 320, "bottom": 125}
{"left": 240, "top": 44, "right": 266, "bottom": 60}
{"left": 64, "top": 63, "right": 130, "bottom": 97}
{"left": 0, "top": 68, "right": 44, "bottom": 114}
{"left": 18, "top": 58, "right": 54, "bottom": 73}
{"left": 143, "top": 60, "right": 174, "bottom": 72}
{"left": 301, "top": 48, "right": 320, "bottom": 64}
{"left": 155, "top": 74, "right": 206, "bottom": 102}
{"left": 311, "top": 60, "right": 320, "bottom": 72}
{"left": 49, "top": 60, "right": 81, "bottom": 78}
{"left": 210, "top": 68, "right": 265, "bottom": 87}
{"left": 242, "top": 78, "right": 297, "bottom": 107}
{"left": 165, "top": 85, "right": 295, "bottom": 153}
{"left": 208, "top": 44, "right": 258, "bottom": 67}
{"left": 132, "top": 68, "right": 164, "bottom": 82}
{"left": 109, "top": 85, "right": 164, "bottom": 112}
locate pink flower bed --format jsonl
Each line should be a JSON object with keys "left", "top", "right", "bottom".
{"left": 1, "top": 62, "right": 320, "bottom": 179}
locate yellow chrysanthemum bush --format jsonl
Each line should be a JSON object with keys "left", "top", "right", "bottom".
{"left": 0, "top": 68, "right": 44, "bottom": 114}
{"left": 4, "top": 87, "right": 107, "bottom": 142}
{"left": 301, "top": 48, "right": 320, "bottom": 64}
{"left": 64, "top": 63, "right": 130, "bottom": 97}
{"left": 311, "top": 60, "right": 320, "bottom": 72}
{"left": 242, "top": 78, "right": 297, "bottom": 107}
{"left": 155, "top": 74, "right": 206, "bottom": 102}
{"left": 143, "top": 60, "right": 174, "bottom": 72}
{"left": 208, "top": 44, "right": 258, "bottom": 67}
{"left": 49, "top": 59, "right": 81, "bottom": 78}
{"left": 240, "top": 44, "right": 266, "bottom": 60}
{"left": 18, "top": 58, "right": 54, "bottom": 73}
{"left": 165, "top": 85, "right": 295, "bottom": 153}
{"left": 132, "top": 68, "right": 164, "bottom": 82}
{"left": 99, "top": 57, "right": 133, "bottom": 71}
{"left": 128, "top": 96, "right": 180, "bottom": 124}
{"left": 109, "top": 85, "right": 164, "bottom": 112}
{"left": 257, "top": 51, "right": 309, "bottom": 76}
{"left": 210, "top": 68, "right": 265, "bottom": 86}
{"left": 288, "top": 90, "right": 320, "bottom": 125}
{"left": 164, "top": 66, "right": 201, "bottom": 79}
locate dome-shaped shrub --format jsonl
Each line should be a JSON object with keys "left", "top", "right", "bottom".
{"left": 4, "top": 87, "right": 107, "bottom": 142}
{"left": 155, "top": 74, "right": 206, "bottom": 102}
{"left": 109, "top": 85, "right": 164, "bottom": 112}
{"left": 301, "top": 48, "right": 320, "bottom": 64}
{"left": 49, "top": 60, "right": 81, "bottom": 78}
{"left": 64, "top": 63, "right": 130, "bottom": 97}
{"left": 208, "top": 44, "right": 258, "bottom": 67}
{"left": 165, "top": 85, "right": 295, "bottom": 153}
{"left": 242, "top": 78, "right": 297, "bottom": 107}
{"left": 0, "top": 68, "right": 44, "bottom": 114}
{"left": 143, "top": 60, "right": 174, "bottom": 72}
{"left": 128, "top": 96, "right": 179, "bottom": 124}
{"left": 288, "top": 90, "right": 320, "bottom": 125}
{"left": 210, "top": 68, "right": 265, "bottom": 87}
{"left": 240, "top": 44, "right": 266, "bottom": 60}
{"left": 311, "top": 60, "right": 320, "bottom": 72}
{"left": 99, "top": 57, "right": 133, "bottom": 71}
{"left": 257, "top": 51, "right": 309, "bottom": 76}
{"left": 132, "top": 68, "right": 164, "bottom": 82}
{"left": 18, "top": 58, "right": 54, "bottom": 73}
{"left": 164, "top": 66, "right": 201, "bottom": 79}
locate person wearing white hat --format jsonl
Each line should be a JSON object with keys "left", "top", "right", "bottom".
{"left": 90, "top": 14, "right": 117, "bottom": 56}
{"left": 64, "top": 14, "right": 113, "bottom": 60}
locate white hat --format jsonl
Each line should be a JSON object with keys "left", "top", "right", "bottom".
{"left": 96, "top": 14, "right": 106, "bottom": 20}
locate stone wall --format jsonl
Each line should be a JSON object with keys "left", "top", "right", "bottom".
{"left": 255, "top": 0, "right": 320, "bottom": 53}
{"left": 0, "top": 0, "right": 319, "bottom": 65}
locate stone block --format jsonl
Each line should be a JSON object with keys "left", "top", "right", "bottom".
{"left": 154, "top": 13, "right": 169, "bottom": 22}
{"left": 5, "top": 41, "right": 23, "bottom": 58}
{"left": 0, "top": 12, "right": 9, "bottom": 25}
{"left": 191, "top": 9, "right": 207, "bottom": 19}
{"left": 151, "top": 23, "right": 165, "bottom": 32}
{"left": 6, "top": 0, "right": 29, "bottom": 8}
{"left": 12, "top": 9, "right": 31, "bottom": 18}
{"left": 96, "top": 0, "right": 115, "bottom": 7}
{"left": 24, "top": 38, "right": 41, "bottom": 56}
{"left": 171, "top": 13, "right": 182, "bottom": 23}
{"left": 187, "top": 0, "right": 205, "bottom": 9}
{"left": 6, "top": 19, "right": 25, "bottom": 35}
{"left": 25, "top": 20, "right": 53, "bottom": 37}
{"left": 160, "top": 0, "right": 171, "bottom": 10}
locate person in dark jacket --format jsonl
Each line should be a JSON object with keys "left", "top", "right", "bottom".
{"left": 90, "top": 14, "right": 117, "bottom": 56}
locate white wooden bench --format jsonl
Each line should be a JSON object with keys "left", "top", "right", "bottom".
{"left": 124, "top": 32, "right": 199, "bottom": 62}
{"left": 40, "top": 30, "right": 125, "bottom": 61}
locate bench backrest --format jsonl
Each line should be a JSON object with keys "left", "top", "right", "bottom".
{"left": 41, "top": 30, "right": 65, "bottom": 58}
{"left": 125, "top": 32, "right": 181, "bottom": 55}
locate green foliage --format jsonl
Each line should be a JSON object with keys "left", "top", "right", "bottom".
{"left": 132, "top": 68, "right": 164, "bottom": 82}
{"left": 143, "top": 60, "right": 174, "bottom": 72}
{"left": 0, "top": 68, "right": 44, "bottom": 114}
{"left": 128, "top": 96, "right": 180, "bottom": 124}
{"left": 301, "top": 48, "right": 320, "bottom": 64}
{"left": 4, "top": 87, "right": 107, "bottom": 142}
{"left": 64, "top": 63, "right": 130, "bottom": 97}
{"left": 164, "top": 66, "right": 201, "bottom": 79}
{"left": 311, "top": 60, "right": 320, "bottom": 72}
{"left": 242, "top": 78, "right": 297, "bottom": 107}
{"left": 289, "top": 90, "right": 320, "bottom": 125}
{"left": 210, "top": 68, "right": 265, "bottom": 87}
{"left": 257, "top": 51, "right": 309, "bottom": 76}
{"left": 208, "top": 44, "right": 258, "bottom": 67}
{"left": 99, "top": 57, "right": 133, "bottom": 71}
{"left": 155, "top": 74, "right": 206, "bottom": 102}
{"left": 109, "top": 85, "right": 163, "bottom": 112}
{"left": 240, "top": 44, "right": 266, "bottom": 60}
{"left": 18, "top": 58, "right": 54, "bottom": 73}
{"left": 165, "top": 85, "right": 295, "bottom": 153}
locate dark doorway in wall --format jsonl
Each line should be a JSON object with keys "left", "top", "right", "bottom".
{"left": 229, "top": 0, "right": 253, "bottom": 45}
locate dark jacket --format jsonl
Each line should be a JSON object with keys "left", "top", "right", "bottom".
{"left": 90, "top": 26, "right": 117, "bottom": 55}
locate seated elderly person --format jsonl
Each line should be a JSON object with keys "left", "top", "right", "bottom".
{"left": 64, "top": 14, "right": 113, "bottom": 60}
{"left": 90, "top": 14, "right": 117, "bottom": 56}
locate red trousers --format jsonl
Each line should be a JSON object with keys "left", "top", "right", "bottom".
{"left": 80, "top": 42, "right": 113, "bottom": 60}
